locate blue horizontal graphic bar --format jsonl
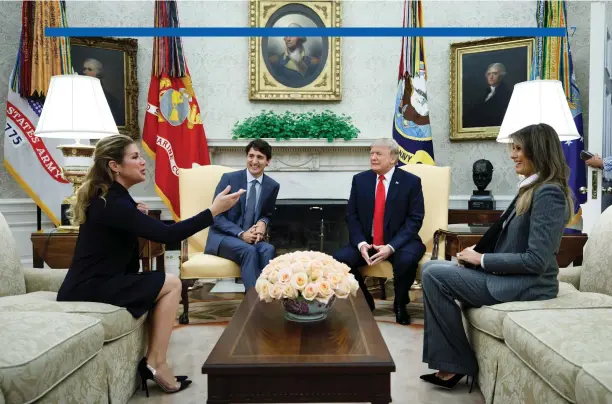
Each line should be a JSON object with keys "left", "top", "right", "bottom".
{"left": 45, "top": 27, "right": 566, "bottom": 38}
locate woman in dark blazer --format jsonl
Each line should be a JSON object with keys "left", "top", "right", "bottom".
{"left": 57, "top": 135, "right": 244, "bottom": 396}
{"left": 419, "top": 123, "right": 573, "bottom": 390}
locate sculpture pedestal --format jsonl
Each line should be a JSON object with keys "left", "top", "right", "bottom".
{"left": 469, "top": 190, "right": 496, "bottom": 210}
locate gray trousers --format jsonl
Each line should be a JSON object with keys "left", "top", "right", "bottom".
{"left": 421, "top": 260, "right": 499, "bottom": 376}
{"left": 218, "top": 239, "right": 275, "bottom": 289}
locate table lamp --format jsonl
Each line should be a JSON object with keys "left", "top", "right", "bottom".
{"left": 497, "top": 79, "right": 580, "bottom": 143}
{"left": 34, "top": 75, "right": 119, "bottom": 230}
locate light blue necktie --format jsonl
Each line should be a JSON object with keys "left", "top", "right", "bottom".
{"left": 243, "top": 179, "right": 258, "bottom": 230}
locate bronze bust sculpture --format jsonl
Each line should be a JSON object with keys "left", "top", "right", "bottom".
{"left": 469, "top": 159, "right": 495, "bottom": 210}
{"left": 473, "top": 159, "right": 494, "bottom": 192}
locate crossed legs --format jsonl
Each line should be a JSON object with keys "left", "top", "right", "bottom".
{"left": 421, "top": 260, "right": 499, "bottom": 380}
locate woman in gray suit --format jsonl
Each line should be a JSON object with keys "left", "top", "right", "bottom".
{"left": 419, "top": 123, "right": 573, "bottom": 390}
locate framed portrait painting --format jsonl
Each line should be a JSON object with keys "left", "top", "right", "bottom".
{"left": 248, "top": 0, "right": 341, "bottom": 101}
{"left": 70, "top": 37, "right": 139, "bottom": 139}
{"left": 449, "top": 37, "right": 535, "bottom": 141}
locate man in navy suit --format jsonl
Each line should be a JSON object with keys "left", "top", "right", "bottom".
{"left": 333, "top": 138, "right": 425, "bottom": 325}
{"left": 205, "top": 139, "right": 280, "bottom": 289}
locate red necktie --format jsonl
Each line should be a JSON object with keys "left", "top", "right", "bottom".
{"left": 373, "top": 175, "right": 386, "bottom": 246}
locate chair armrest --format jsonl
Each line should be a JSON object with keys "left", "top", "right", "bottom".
{"left": 180, "top": 239, "right": 189, "bottom": 266}
{"left": 558, "top": 266, "right": 581, "bottom": 290}
{"left": 431, "top": 230, "right": 448, "bottom": 260}
{"left": 22, "top": 267, "right": 67, "bottom": 293}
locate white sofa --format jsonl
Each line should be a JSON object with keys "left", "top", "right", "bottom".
{"left": 463, "top": 206, "right": 612, "bottom": 404}
{"left": 0, "top": 212, "right": 148, "bottom": 404}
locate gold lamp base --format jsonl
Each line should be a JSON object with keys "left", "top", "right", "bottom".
{"left": 57, "top": 143, "right": 96, "bottom": 232}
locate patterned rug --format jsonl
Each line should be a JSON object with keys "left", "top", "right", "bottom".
{"left": 176, "top": 297, "right": 424, "bottom": 325}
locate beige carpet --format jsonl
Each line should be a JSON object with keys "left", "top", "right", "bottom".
{"left": 129, "top": 321, "right": 484, "bottom": 404}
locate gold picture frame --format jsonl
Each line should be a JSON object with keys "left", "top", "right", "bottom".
{"left": 248, "top": 0, "right": 342, "bottom": 101}
{"left": 449, "top": 37, "right": 535, "bottom": 141}
{"left": 70, "top": 37, "right": 139, "bottom": 139}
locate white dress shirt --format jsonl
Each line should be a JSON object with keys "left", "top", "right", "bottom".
{"left": 246, "top": 170, "right": 263, "bottom": 209}
{"left": 485, "top": 85, "right": 497, "bottom": 102}
{"left": 358, "top": 167, "right": 396, "bottom": 254}
{"left": 238, "top": 170, "right": 264, "bottom": 238}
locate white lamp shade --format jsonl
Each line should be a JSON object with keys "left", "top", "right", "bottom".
{"left": 34, "top": 75, "right": 119, "bottom": 140}
{"left": 497, "top": 80, "right": 580, "bottom": 143}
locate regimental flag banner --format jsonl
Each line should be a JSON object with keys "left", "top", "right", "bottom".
{"left": 532, "top": 0, "right": 586, "bottom": 225}
{"left": 142, "top": 0, "right": 210, "bottom": 221}
{"left": 4, "top": 0, "right": 74, "bottom": 226}
{"left": 392, "top": 0, "right": 434, "bottom": 166}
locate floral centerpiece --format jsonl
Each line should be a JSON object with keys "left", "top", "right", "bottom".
{"left": 255, "top": 251, "right": 360, "bottom": 322}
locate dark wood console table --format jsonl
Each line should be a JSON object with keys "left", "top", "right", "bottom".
{"left": 31, "top": 209, "right": 165, "bottom": 271}
{"left": 432, "top": 224, "right": 588, "bottom": 268}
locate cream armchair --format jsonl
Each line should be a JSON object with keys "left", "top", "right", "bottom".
{"left": 360, "top": 164, "right": 450, "bottom": 299}
{"left": 178, "top": 164, "right": 242, "bottom": 324}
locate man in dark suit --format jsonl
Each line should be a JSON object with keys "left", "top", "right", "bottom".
{"left": 333, "top": 138, "right": 425, "bottom": 325}
{"left": 205, "top": 139, "right": 280, "bottom": 289}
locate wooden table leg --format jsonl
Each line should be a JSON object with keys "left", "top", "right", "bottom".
{"left": 33, "top": 244, "right": 44, "bottom": 268}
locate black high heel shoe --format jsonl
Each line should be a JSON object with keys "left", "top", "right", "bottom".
{"left": 139, "top": 358, "right": 188, "bottom": 382}
{"left": 138, "top": 358, "right": 192, "bottom": 397}
{"left": 420, "top": 372, "right": 475, "bottom": 392}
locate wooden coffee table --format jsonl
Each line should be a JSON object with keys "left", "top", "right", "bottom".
{"left": 202, "top": 289, "right": 395, "bottom": 404}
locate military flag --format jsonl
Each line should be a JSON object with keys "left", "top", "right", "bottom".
{"left": 142, "top": 0, "right": 210, "bottom": 222}
{"left": 4, "top": 0, "right": 74, "bottom": 225}
{"left": 532, "top": 0, "right": 586, "bottom": 225}
{"left": 392, "top": 0, "right": 435, "bottom": 165}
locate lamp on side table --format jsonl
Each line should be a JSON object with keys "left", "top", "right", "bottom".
{"left": 34, "top": 75, "right": 119, "bottom": 231}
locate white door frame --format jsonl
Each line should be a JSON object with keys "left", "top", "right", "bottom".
{"left": 583, "top": 2, "right": 607, "bottom": 235}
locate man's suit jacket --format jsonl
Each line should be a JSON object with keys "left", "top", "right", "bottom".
{"left": 204, "top": 169, "right": 280, "bottom": 255}
{"left": 480, "top": 184, "right": 570, "bottom": 302}
{"left": 347, "top": 168, "right": 425, "bottom": 254}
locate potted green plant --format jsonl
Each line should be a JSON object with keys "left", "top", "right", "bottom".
{"left": 231, "top": 110, "right": 360, "bottom": 142}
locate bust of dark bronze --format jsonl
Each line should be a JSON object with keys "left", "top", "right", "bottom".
{"left": 469, "top": 159, "right": 495, "bottom": 210}
{"left": 472, "top": 159, "right": 493, "bottom": 192}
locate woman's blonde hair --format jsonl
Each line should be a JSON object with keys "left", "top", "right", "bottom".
{"left": 510, "top": 123, "right": 573, "bottom": 216}
{"left": 68, "top": 134, "right": 135, "bottom": 225}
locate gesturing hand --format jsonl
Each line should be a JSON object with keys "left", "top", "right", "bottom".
{"left": 370, "top": 245, "right": 393, "bottom": 266}
{"left": 209, "top": 186, "right": 245, "bottom": 217}
{"left": 136, "top": 202, "right": 149, "bottom": 215}
{"left": 359, "top": 243, "right": 372, "bottom": 266}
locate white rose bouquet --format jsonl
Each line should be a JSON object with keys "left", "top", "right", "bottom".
{"left": 255, "top": 251, "right": 360, "bottom": 304}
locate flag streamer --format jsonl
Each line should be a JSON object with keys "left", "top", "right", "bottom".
{"left": 392, "top": 0, "right": 435, "bottom": 166}
{"left": 142, "top": 0, "right": 211, "bottom": 221}
{"left": 4, "top": 0, "right": 75, "bottom": 225}
{"left": 533, "top": 0, "right": 586, "bottom": 224}
{"left": 11, "top": 0, "right": 71, "bottom": 98}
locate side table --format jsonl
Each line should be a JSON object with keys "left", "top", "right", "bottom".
{"left": 31, "top": 209, "right": 166, "bottom": 271}
{"left": 433, "top": 224, "right": 587, "bottom": 267}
